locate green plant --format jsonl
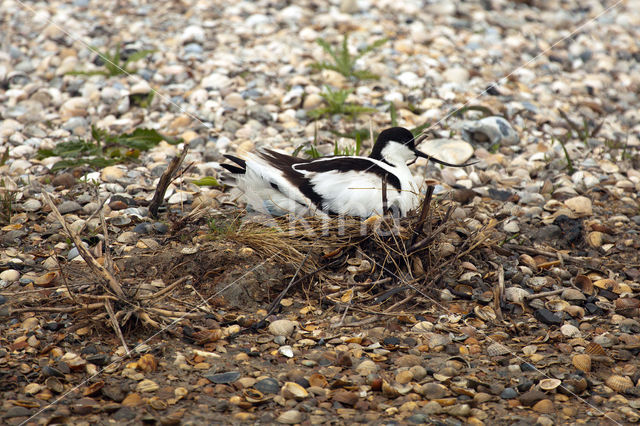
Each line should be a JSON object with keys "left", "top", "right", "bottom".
{"left": 333, "top": 133, "right": 363, "bottom": 156}
{"left": 604, "top": 138, "right": 632, "bottom": 162}
{"left": 68, "top": 45, "right": 156, "bottom": 77}
{"left": 0, "top": 148, "right": 9, "bottom": 166}
{"left": 208, "top": 217, "right": 239, "bottom": 237}
{"left": 558, "top": 109, "right": 603, "bottom": 145}
{"left": 130, "top": 91, "right": 155, "bottom": 108}
{"left": 0, "top": 180, "right": 17, "bottom": 226}
{"left": 552, "top": 134, "right": 575, "bottom": 174}
{"left": 37, "top": 125, "right": 181, "bottom": 172}
{"left": 310, "top": 34, "right": 387, "bottom": 80}
{"left": 308, "top": 86, "right": 376, "bottom": 120}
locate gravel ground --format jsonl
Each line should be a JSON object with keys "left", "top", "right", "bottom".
{"left": 2, "top": 0, "right": 640, "bottom": 424}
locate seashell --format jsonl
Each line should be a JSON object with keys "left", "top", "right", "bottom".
{"left": 278, "top": 345, "right": 294, "bottom": 358}
{"left": 522, "top": 345, "right": 538, "bottom": 356}
{"left": 519, "top": 254, "right": 538, "bottom": 270}
{"left": 585, "top": 342, "right": 607, "bottom": 356}
{"left": 545, "top": 299, "right": 569, "bottom": 312}
{"left": 539, "top": 378, "right": 561, "bottom": 391}
{"left": 532, "top": 399, "right": 555, "bottom": 414}
{"left": 572, "top": 354, "right": 591, "bottom": 373}
{"left": 613, "top": 283, "right": 632, "bottom": 295}
{"left": 45, "top": 377, "right": 64, "bottom": 393}
{"left": 525, "top": 276, "right": 554, "bottom": 291}
{"left": 562, "top": 376, "right": 588, "bottom": 394}
{"left": 453, "top": 284, "right": 474, "bottom": 298}
{"left": 281, "top": 382, "right": 308, "bottom": 401}
{"left": 560, "top": 324, "right": 581, "bottom": 338}
{"left": 243, "top": 388, "right": 266, "bottom": 403}
{"left": 505, "top": 286, "right": 529, "bottom": 304}
{"left": 605, "top": 375, "right": 634, "bottom": 393}
{"left": 148, "top": 397, "right": 167, "bottom": 410}
{"left": 461, "top": 116, "right": 519, "bottom": 146}
{"left": 474, "top": 305, "right": 496, "bottom": 322}
{"left": 486, "top": 342, "right": 510, "bottom": 357}
{"left": 428, "top": 333, "right": 452, "bottom": 349}
{"left": 574, "top": 275, "right": 594, "bottom": 295}
{"left": 561, "top": 288, "right": 586, "bottom": 302}
{"left": 419, "top": 138, "right": 475, "bottom": 165}
{"left": 564, "top": 305, "right": 585, "bottom": 318}
{"left": 276, "top": 409, "right": 304, "bottom": 424}
{"left": 586, "top": 231, "right": 603, "bottom": 248}
{"left": 412, "top": 321, "right": 434, "bottom": 332}
{"left": 593, "top": 278, "right": 616, "bottom": 290}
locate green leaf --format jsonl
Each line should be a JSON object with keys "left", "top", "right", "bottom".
{"left": 115, "top": 128, "right": 181, "bottom": 150}
{"left": 389, "top": 102, "right": 398, "bottom": 127}
{"left": 191, "top": 176, "right": 220, "bottom": 187}
{"left": 65, "top": 70, "right": 109, "bottom": 76}
{"left": 50, "top": 157, "right": 116, "bottom": 172}
{"left": 410, "top": 122, "right": 431, "bottom": 136}
{"left": 124, "top": 49, "right": 156, "bottom": 65}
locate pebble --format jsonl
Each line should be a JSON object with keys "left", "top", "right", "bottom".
{"left": 500, "top": 387, "right": 518, "bottom": 399}
{"left": 52, "top": 172, "right": 76, "bottom": 188}
{"left": 0, "top": 269, "right": 20, "bottom": 282}
{"left": 205, "top": 371, "right": 241, "bottom": 384}
{"left": 57, "top": 200, "right": 82, "bottom": 214}
{"left": 268, "top": 319, "right": 295, "bottom": 337}
{"left": 533, "top": 309, "right": 563, "bottom": 326}
{"left": 22, "top": 198, "right": 42, "bottom": 212}
{"left": 255, "top": 378, "right": 281, "bottom": 394}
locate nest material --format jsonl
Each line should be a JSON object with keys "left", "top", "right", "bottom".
{"left": 226, "top": 189, "right": 497, "bottom": 316}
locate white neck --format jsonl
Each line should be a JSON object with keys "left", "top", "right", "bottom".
{"left": 381, "top": 142, "right": 415, "bottom": 167}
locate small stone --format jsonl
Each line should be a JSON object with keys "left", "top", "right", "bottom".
{"left": 276, "top": 409, "right": 303, "bottom": 424}
{"left": 409, "top": 365, "right": 427, "bottom": 381}
{"left": 4, "top": 406, "right": 32, "bottom": 418}
{"left": 332, "top": 389, "right": 359, "bottom": 406}
{"left": 268, "top": 319, "right": 295, "bottom": 337}
{"left": 419, "top": 138, "right": 474, "bottom": 166}
{"left": 503, "top": 220, "right": 520, "bottom": 233}
{"left": 22, "top": 198, "right": 42, "bottom": 212}
{"left": 560, "top": 324, "right": 581, "bottom": 338}
{"left": 533, "top": 308, "right": 562, "bottom": 326}
{"left": 396, "top": 370, "right": 414, "bottom": 384}
{"left": 395, "top": 354, "right": 422, "bottom": 367}
{"left": 519, "top": 390, "right": 546, "bottom": 407}
{"left": 0, "top": 269, "right": 20, "bottom": 282}
{"left": 121, "top": 392, "right": 143, "bottom": 407}
{"left": 355, "top": 360, "right": 378, "bottom": 375}
{"left": 500, "top": 387, "right": 518, "bottom": 399}
{"left": 564, "top": 196, "right": 592, "bottom": 217}
{"left": 52, "top": 172, "right": 76, "bottom": 188}
{"left": 112, "top": 406, "right": 136, "bottom": 421}
{"left": 532, "top": 399, "right": 554, "bottom": 414}
{"left": 205, "top": 371, "right": 241, "bottom": 384}
{"left": 255, "top": 378, "right": 280, "bottom": 394}
{"left": 303, "top": 93, "right": 323, "bottom": 110}
{"left": 57, "top": 200, "right": 82, "bottom": 214}
{"left": 420, "top": 383, "right": 448, "bottom": 399}
{"left": 22, "top": 316, "right": 39, "bottom": 331}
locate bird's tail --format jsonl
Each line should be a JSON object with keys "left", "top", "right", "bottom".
{"left": 219, "top": 154, "right": 247, "bottom": 186}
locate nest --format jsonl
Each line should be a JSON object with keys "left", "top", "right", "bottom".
{"left": 226, "top": 185, "right": 497, "bottom": 320}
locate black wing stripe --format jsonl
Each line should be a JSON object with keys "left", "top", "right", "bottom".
{"left": 257, "top": 149, "right": 324, "bottom": 210}
{"left": 295, "top": 158, "right": 401, "bottom": 190}
{"left": 220, "top": 163, "right": 246, "bottom": 174}
{"left": 223, "top": 154, "right": 247, "bottom": 169}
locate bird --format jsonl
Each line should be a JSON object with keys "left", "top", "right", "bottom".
{"left": 220, "top": 126, "right": 472, "bottom": 218}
